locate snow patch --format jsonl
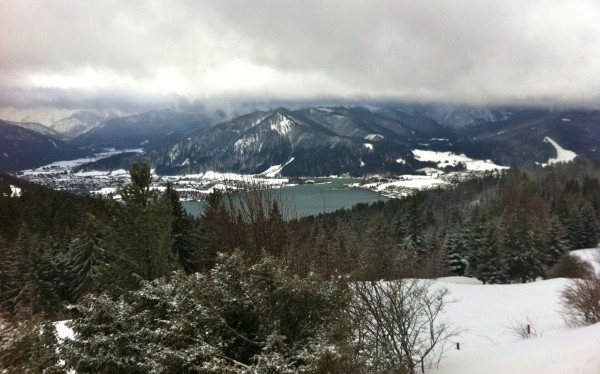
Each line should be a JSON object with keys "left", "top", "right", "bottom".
{"left": 561, "top": 118, "right": 571, "bottom": 122}
{"left": 363, "top": 143, "right": 374, "bottom": 151}
{"left": 365, "top": 134, "right": 384, "bottom": 141}
{"left": 91, "top": 187, "right": 118, "bottom": 195}
{"left": 396, "top": 158, "right": 406, "bottom": 164}
{"left": 354, "top": 174, "right": 446, "bottom": 197}
{"left": 55, "top": 320, "right": 74, "bottom": 341}
{"left": 9, "top": 185, "right": 22, "bottom": 197}
{"left": 270, "top": 115, "right": 293, "bottom": 135}
{"left": 543, "top": 137, "right": 577, "bottom": 164}
{"left": 412, "top": 149, "right": 507, "bottom": 171}
{"left": 260, "top": 158, "right": 295, "bottom": 178}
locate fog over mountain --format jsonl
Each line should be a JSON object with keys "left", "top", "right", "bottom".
{"left": 2, "top": 0, "right": 600, "bottom": 119}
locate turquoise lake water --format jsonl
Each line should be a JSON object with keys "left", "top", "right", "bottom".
{"left": 182, "top": 179, "right": 388, "bottom": 218}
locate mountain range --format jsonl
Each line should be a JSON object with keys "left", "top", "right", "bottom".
{"left": 1, "top": 105, "right": 599, "bottom": 175}
{"left": 0, "top": 120, "right": 85, "bottom": 171}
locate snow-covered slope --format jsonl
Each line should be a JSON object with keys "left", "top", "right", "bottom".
{"left": 8, "top": 121, "right": 61, "bottom": 138}
{"left": 51, "top": 111, "right": 107, "bottom": 138}
{"left": 412, "top": 149, "right": 507, "bottom": 171}
{"left": 543, "top": 136, "right": 577, "bottom": 164}
{"left": 430, "top": 247, "right": 600, "bottom": 374}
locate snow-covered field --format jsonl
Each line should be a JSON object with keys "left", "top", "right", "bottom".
{"left": 354, "top": 174, "right": 447, "bottom": 197}
{"left": 412, "top": 149, "right": 508, "bottom": 172}
{"left": 430, "top": 247, "right": 600, "bottom": 374}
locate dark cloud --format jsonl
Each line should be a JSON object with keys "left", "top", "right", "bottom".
{"left": 1, "top": 0, "right": 600, "bottom": 112}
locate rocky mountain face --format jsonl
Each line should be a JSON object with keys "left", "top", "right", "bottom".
{"left": 0, "top": 120, "right": 85, "bottom": 172}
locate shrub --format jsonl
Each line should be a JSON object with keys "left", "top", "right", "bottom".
{"left": 559, "top": 273, "right": 600, "bottom": 327}
{"left": 546, "top": 253, "right": 594, "bottom": 279}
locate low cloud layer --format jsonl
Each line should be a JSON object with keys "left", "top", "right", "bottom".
{"left": 2, "top": 0, "right": 600, "bottom": 113}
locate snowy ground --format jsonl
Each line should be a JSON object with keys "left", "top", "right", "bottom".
{"left": 543, "top": 137, "right": 577, "bottom": 165}
{"left": 412, "top": 149, "right": 508, "bottom": 172}
{"left": 351, "top": 150, "right": 509, "bottom": 198}
{"left": 16, "top": 149, "right": 291, "bottom": 201}
{"left": 429, "top": 247, "right": 600, "bottom": 374}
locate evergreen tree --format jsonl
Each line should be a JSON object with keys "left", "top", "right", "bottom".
{"left": 163, "top": 182, "right": 198, "bottom": 273}
{"left": 48, "top": 252, "right": 354, "bottom": 373}
{"left": 545, "top": 215, "right": 570, "bottom": 266}
{"left": 501, "top": 175, "right": 549, "bottom": 282}
{"left": 197, "top": 189, "right": 238, "bottom": 272}
{"left": 473, "top": 223, "right": 507, "bottom": 284}
{"left": 443, "top": 229, "right": 468, "bottom": 276}
{"left": 362, "top": 214, "right": 399, "bottom": 280}
{"left": 577, "top": 202, "right": 600, "bottom": 248}
{"left": 65, "top": 214, "right": 105, "bottom": 301}
{"left": 120, "top": 161, "right": 154, "bottom": 208}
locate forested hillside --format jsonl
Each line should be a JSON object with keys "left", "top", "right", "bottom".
{"left": 1, "top": 161, "right": 600, "bottom": 372}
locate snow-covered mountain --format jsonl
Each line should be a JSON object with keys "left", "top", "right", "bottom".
{"left": 73, "top": 109, "right": 222, "bottom": 150}
{"left": 394, "top": 104, "right": 514, "bottom": 129}
{"left": 71, "top": 106, "right": 600, "bottom": 177}
{"left": 76, "top": 107, "right": 453, "bottom": 176}
{"left": 0, "top": 120, "right": 85, "bottom": 172}
{"left": 5, "top": 104, "right": 600, "bottom": 177}
{"left": 454, "top": 109, "right": 600, "bottom": 167}
{"left": 50, "top": 111, "right": 108, "bottom": 139}
{"left": 7, "top": 120, "right": 61, "bottom": 138}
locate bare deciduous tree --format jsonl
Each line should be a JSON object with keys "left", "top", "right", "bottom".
{"left": 350, "top": 279, "right": 461, "bottom": 374}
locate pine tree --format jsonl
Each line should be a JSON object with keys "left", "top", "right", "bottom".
{"left": 473, "top": 223, "right": 507, "bottom": 284}
{"left": 121, "top": 161, "right": 154, "bottom": 208}
{"left": 266, "top": 201, "right": 287, "bottom": 257}
{"left": 577, "top": 202, "right": 599, "bottom": 248}
{"left": 501, "top": 174, "right": 549, "bottom": 283}
{"left": 124, "top": 162, "right": 172, "bottom": 279}
{"left": 362, "top": 214, "right": 398, "bottom": 280}
{"left": 545, "top": 215, "right": 570, "bottom": 266}
{"left": 443, "top": 229, "right": 468, "bottom": 276}
{"left": 65, "top": 214, "right": 104, "bottom": 301}
{"left": 164, "top": 182, "right": 197, "bottom": 273}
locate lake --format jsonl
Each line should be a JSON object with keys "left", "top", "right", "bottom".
{"left": 182, "top": 178, "right": 388, "bottom": 218}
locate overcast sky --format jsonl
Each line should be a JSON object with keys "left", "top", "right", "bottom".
{"left": 2, "top": 0, "right": 600, "bottom": 117}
